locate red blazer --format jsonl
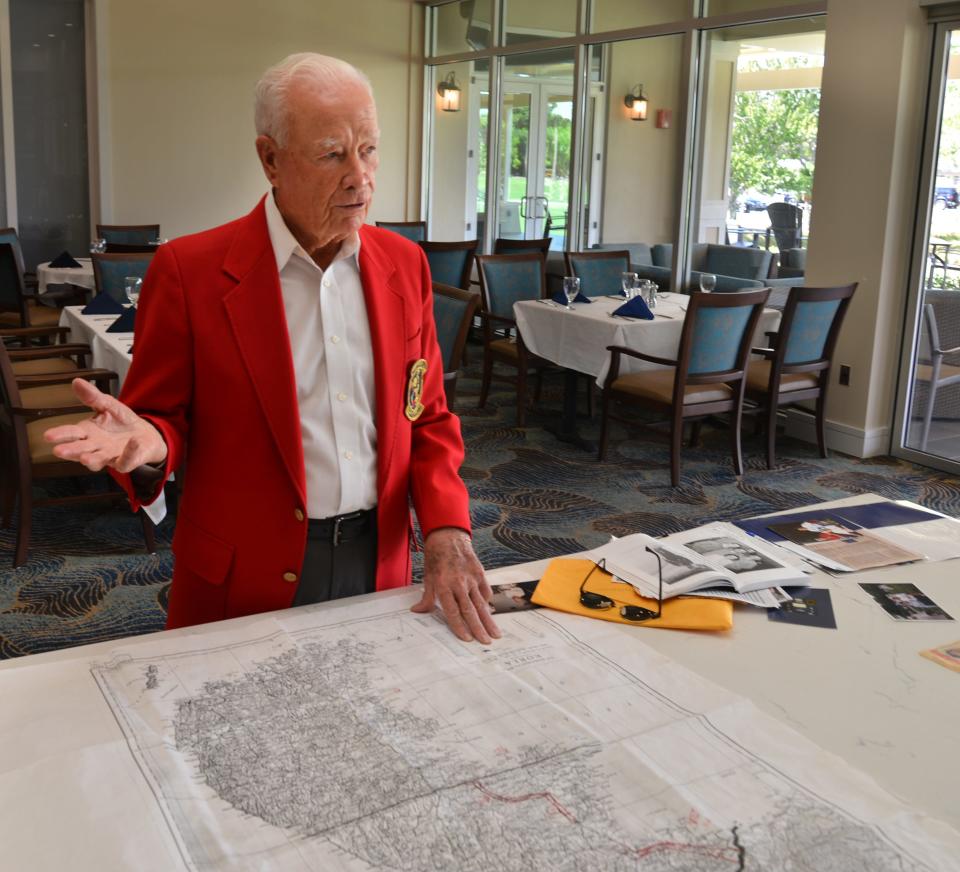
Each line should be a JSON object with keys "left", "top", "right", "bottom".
{"left": 113, "top": 199, "right": 471, "bottom": 629}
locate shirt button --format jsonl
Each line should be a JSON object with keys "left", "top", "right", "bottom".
{"left": 282, "top": 571, "right": 298, "bottom": 583}
{"left": 331, "top": 335, "right": 341, "bottom": 344}
{"left": 337, "top": 392, "right": 347, "bottom": 402}
{"left": 322, "top": 277, "right": 331, "bottom": 288}
{"left": 344, "top": 450, "right": 353, "bottom": 460}
{"left": 294, "top": 508, "right": 305, "bottom": 522}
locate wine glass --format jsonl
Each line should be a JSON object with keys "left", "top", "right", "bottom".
{"left": 621, "top": 271, "right": 638, "bottom": 298}
{"left": 699, "top": 273, "right": 717, "bottom": 293}
{"left": 563, "top": 276, "right": 581, "bottom": 309}
{"left": 124, "top": 276, "right": 143, "bottom": 308}
{"left": 644, "top": 280, "right": 658, "bottom": 309}
{"left": 90, "top": 238, "right": 106, "bottom": 254}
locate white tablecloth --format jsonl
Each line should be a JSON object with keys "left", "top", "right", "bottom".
{"left": 514, "top": 292, "right": 781, "bottom": 385}
{"left": 37, "top": 258, "right": 95, "bottom": 294}
{"left": 59, "top": 305, "right": 134, "bottom": 384}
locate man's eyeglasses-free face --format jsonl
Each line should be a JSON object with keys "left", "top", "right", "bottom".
{"left": 578, "top": 550, "right": 663, "bottom": 622}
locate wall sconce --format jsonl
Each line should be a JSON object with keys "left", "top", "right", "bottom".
{"left": 437, "top": 72, "right": 462, "bottom": 112}
{"left": 624, "top": 84, "right": 648, "bottom": 121}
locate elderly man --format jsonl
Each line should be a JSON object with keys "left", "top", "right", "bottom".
{"left": 44, "top": 53, "right": 499, "bottom": 645}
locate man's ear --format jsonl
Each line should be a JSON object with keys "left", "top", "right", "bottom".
{"left": 255, "top": 135, "right": 280, "bottom": 185}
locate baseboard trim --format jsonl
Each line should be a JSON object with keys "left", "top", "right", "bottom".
{"left": 782, "top": 409, "right": 891, "bottom": 459}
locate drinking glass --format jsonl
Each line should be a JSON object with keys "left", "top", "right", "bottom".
{"left": 621, "top": 271, "right": 638, "bottom": 298}
{"left": 563, "top": 276, "right": 581, "bottom": 309}
{"left": 90, "top": 238, "right": 106, "bottom": 254}
{"left": 644, "top": 280, "right": 658, "bottom": 309}
{"left": 699, "top": 273, "right": 717, "bottom": 293}
{"left": 124, "top": 276, "right": 143, "bottom": 307}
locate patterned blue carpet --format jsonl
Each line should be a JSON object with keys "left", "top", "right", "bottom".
{"left": 2, "top": 358, "right": 959, "bottom": 659}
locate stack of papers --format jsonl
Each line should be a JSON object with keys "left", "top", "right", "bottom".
{"left": 734, "top": 499, "right": 960, "bottom": 572}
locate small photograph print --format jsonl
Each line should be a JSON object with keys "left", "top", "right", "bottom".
{"left": 767, "top": 515, "right": 861, "bottom": 546}
{"left": 489, "top": 580, "right": 541, "bottom": 613}
{"left": 919, "top": 640, "right": 960, "bottom": 673}
{"left": 859, "top": 583, "right": 954, "bottom": 622}
{"left": 684, "top": 536, "right": 782, "bottom": 574}
{"left": 767, "top": 587, "right": 837, "bottom": 629}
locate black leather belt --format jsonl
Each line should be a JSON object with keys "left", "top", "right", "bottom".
{"left": 308, "top": 508, "right": 376, "bottom": 547}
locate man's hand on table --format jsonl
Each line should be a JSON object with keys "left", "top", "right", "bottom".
{"left": 43, "top": 378, "right": 167, "bottom": 473}
{"left": 412, "top": 528, "right": 501, "bottom": 644}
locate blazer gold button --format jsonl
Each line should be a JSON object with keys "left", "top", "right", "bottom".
{"left": 282, "top": 571, "right": 298, "bottom": 583}
{"left": 294, "top": 508, "right": 305, "bottom": 522}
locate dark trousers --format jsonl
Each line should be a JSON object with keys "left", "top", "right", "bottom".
{"left": 292, "top": 508, "right": 378, "bottom": 607}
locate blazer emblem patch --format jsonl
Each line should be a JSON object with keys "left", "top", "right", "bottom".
{"left": 405, "top": 358, "right": 428, "bottom": 422}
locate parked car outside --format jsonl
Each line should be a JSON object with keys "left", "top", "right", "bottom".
{"left": 934, "top": 186, "right": 959, "bottom": 210}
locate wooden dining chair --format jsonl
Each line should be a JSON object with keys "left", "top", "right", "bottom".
{"left": 92, "top": 253, "right": 154, "bottom": 304}
{"left": 432, "top": 282, "right": 480, "bottom": 407}
{"left": 475, "top": 253, "right": 550, "bottom": 426}
{"left": 96, "top": 224, "right": 161, "bottom": 246}
{"left": 0, "top": 341, "right": 155, "bottom": 566}
{"left": 375, "top": 221, "right": 427, "bottom": 243}
{"left": 420, "top": 240, "right": 478, "bottom": 291}
{"left": 915, "top": 302, "right": 960, "bottom": 451}
{"left": 494, "top": 237, "right": 552, "bottom": 258}
{"left": 0, "top": 243, "right": 64, "bottom": 330}
{"left": 599, "top": 288, "right": 770, "bottom": 486}
{"left": 565, "top": 250, "right": 631, "bottom": 298}
{"left": 744, "top": 283, "right": 857, "bottom": 468}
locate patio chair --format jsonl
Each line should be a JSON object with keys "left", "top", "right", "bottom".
{"left": 915, "top": 302, "right": 960, "bottom": 452}
{"left": 375, "top": 221, "right": 427, "bottom": 243}
{"left": 766, "top": 203, "right": 802, "bottom": 252}
{"left": 494, "top": 237, "right": 552, "bottom": 259}
{"left": 599, "top": 288, "right": 770, "bottom": 486}
{"left": 744, "top": 283, "right": 857, "bottom": 468}
{"left": 432, "top": 282, "right": 480, "bottom": 407}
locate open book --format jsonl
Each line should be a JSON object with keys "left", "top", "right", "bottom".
{"left": 596, "top": 523, "right": 809, "bottom": 601}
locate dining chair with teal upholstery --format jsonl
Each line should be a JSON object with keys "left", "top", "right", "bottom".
{"left": 432, "top": 282, "right": 480, "bottom": 407}
{"left": 96, "top": 224, "right": 161, "bottom": 246}
{"left": 599, "top": 288, "right": 770, "bottom": 486}
{"left": 0, "top": 243, "right": 63, "bottom": 330}
{"left": 744, "top": 283, "right": 857, "bottom": 468}
{"left": 421, "top": 240, "right": 477, "bottom": 291}
{"left": 476, "top": 252, "right": 549, "bottom": 426}
{"left": 375, "top": 221, "right": 427, "bottom": 243}
{"left": 494, "top": 237, "right": 552, "bottom": 259}
{"left": 565, "top": 250, "right": 631, "bottom": 298}
{"left": 92, "top": 253, "right": 154, "bottom": 304}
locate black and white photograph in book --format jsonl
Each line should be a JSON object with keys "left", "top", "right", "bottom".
{"left": 684, "top": 536, "right": 784, "bottom": 574}
{"left": 648, "top": 548, "right": 713, "bottom": 586}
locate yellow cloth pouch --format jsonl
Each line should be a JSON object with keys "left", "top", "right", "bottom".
{"left": 531, "top": 558, "right": 733, "bottom": 631}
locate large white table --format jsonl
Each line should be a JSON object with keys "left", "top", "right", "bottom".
{"left": 59, "top": 304, "right": 134, "bottom": 384}
{"left": 37, "top": 257, "right": 95, "bottom": 295}
{"left": 0, "top": 496, "right": 957, "bottom": 872}
{"left": 514, "top": 292, "right": 781, "bottom": 386}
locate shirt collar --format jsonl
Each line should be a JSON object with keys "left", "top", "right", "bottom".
{"left": 264, "top": 190, "right": 360, "bottom": 274}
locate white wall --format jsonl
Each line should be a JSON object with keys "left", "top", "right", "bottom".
{"left": 95, "top": 0, "right": 423, "bottom": 238}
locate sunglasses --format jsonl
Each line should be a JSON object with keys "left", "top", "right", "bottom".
{"left": 578, "top": 549, "right": 663, "bottom": 622}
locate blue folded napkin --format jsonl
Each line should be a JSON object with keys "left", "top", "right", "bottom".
{"left": 49, "top": 251, "right": 82, "bottom": 269}
{"left": 81, "top": 293, "right": 125, "bottom": 316}
{"left": 551, "top": 289, "right": 592, "bottom": 305}
{"left": 106, "top": 307, "right": 137, "bottom": 333}
{"left": 612, "top": 295, "right": 654, "bottom": 320}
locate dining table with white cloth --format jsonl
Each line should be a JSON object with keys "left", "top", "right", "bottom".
{"left": 513, "top": 292, "right": 782, "bottom": 387}
{"left": 58, "top": 305, "right": 134, "bottom": 384}
{"left": 37, "top": 257, "right": 95, "bottom": 295}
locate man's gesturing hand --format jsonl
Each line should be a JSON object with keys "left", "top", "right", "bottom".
{"left": 411, "top": 528, "right": 501, "bottom": 644}
{"left": 43, "top": 378, "right": 168, "bottom": 473}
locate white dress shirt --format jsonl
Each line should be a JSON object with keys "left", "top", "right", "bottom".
{"left": 264, "top": 192, "right": 378, "bottom": 519}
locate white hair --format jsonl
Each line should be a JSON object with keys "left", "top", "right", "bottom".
{"left": 254, "top": 53, "right": 373, "bottom": 146}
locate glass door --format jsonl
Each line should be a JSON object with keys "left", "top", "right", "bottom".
{"left": 895, "top": 25, "right": 960, "bottom": 472}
